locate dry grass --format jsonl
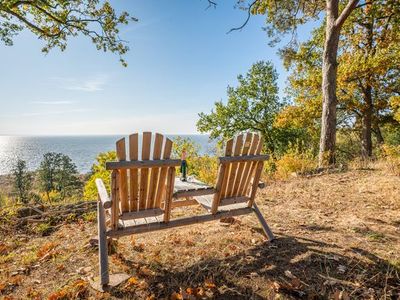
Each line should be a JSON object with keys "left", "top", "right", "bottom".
{"left": 0, "top": 168, "right": 399, "bottom": 299}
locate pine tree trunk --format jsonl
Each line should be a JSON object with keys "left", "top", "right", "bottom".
{"left": 361, "top": 85, "right": 373, "bottom": 158}
{"left": 319, "top": 0, "right": 340, "bottom": 167}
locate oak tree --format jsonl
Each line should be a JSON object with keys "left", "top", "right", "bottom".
{"left": 226, "top": 0, "right": 398, "bottom": 166}
{"left": 0, "top": 0, "right": 136, "bottom": 65}
{"left": 278, "top": 3, "right": 399, "bottom": 158}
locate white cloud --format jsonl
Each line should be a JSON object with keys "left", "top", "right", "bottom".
{"left": 51, "top": 75, "right": 108, "bottom": 92}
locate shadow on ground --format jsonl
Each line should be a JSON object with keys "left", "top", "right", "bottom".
{"left": 110, "top": 234, "right": 400, "bottom": 299}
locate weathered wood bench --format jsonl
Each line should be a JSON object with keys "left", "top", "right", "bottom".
{"left": 95, "top": 132, "right": 274, "bottom": 289}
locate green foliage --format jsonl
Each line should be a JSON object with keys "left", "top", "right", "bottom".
{"left": 279, "top": 3, "right": 400, "bottom": 157}
{"left": 35, "top": 223, "right": 53, "bottom": 236}
{"left": 172, "top": 137, "right": 218, "bottom": 185}
{"left": 81, "top": 211, "right": 97, "bottom": 223}
{"left": 84, "top": 151, "right": 116, "bottom": 200}
{"left": 38, "top": 152, "right": 82, "bottom": 202}
{"left": 0, "top": 0, "right": 136, "bottom": 65}
{"left": 191, "top": 156, "right": 219, "bottom": 186}
{"left": 273, "top": 145, "right": 317, "bottom": 180}
{"left": 11, "top": 159, "right": 32, "bottom": 204}
{"left": 380, "top": 144, "right": 400, "bottom": 175}
{"left": 197, "top": 61, "right": 305, "bottom": 157}
{"left": 0, "top": 192, "right": 10, "bottom": 207}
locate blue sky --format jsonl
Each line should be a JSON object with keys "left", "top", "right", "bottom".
{"left": 0, "top": 0, "right": 317, "bottom": 135}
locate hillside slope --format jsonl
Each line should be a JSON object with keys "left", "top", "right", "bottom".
{"left": 0, "top": 168, "right": 399, "bottom": 299}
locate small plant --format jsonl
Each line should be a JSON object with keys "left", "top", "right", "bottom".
{"left": 81, "top": 211, "right": 96, "bottom": 223}
{"left": 21, "top": 249, "right": 38, "bottom": 266}
{"left": 35, "top": 223, "right": 53, "bottom": 236}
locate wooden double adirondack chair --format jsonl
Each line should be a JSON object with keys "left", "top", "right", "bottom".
{"left": 95, "top": 132, "right": 274, "bottom": 288}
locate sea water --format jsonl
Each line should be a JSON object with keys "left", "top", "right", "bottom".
{"left": 0, "top": 135, "right": 216, "bottom": 175}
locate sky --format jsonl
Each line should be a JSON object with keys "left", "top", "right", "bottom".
{"left": 0, "top": 0, "right": 317, "bottom": 136}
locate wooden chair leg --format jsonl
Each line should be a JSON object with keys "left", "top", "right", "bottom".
{"left": 98, "top": 201, "right": 110, "bottom": 286}
{"left": 252, "top": 203, "right": 275, "bottom": 241}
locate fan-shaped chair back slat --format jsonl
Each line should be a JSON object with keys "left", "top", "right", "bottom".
{"left": 108, "top": 132, "right": 179, "bottom": 228}
{"left": 211, "top": 133, "right": 267, "bottom": 214}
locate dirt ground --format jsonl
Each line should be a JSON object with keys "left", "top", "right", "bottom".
{"left": 0, "top": 168, "right": 399, "bottom": 299}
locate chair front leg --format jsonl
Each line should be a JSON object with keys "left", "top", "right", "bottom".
{"left": 97, "top": 199, "right": 110, "bottom": 286}
{"left": 252, "top": 203, "right": 275, "bottom": 241}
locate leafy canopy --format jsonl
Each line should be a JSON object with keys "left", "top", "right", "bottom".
{"left": 197, "top": 61, "right": 306, "bottom": 156}
{"left": 84, "top": 150, "right": 116, "bottom": 200}
{"left": 277, "top": 2, "right": 400, "bottom": 150}
{"left": 38, "top": 152, "right": 82, "bottom": 201}
{"left": 12, "top": 159, "right": 32, "bottom": 204}
{"left": 0, "top": 0, "right": 136, "bottom": 65}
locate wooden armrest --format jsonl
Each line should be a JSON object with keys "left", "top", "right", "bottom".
{"left": 218, "top": 154, "right": 269, "bottom": 164}
{"left": 95, "top": 179, "right": 112, "bottom": 209}
{"left": 173, "top": 187, "right": 215, "bottom": 199}
{"left": 106, "top": 159, "right": 181, "bottom": 170}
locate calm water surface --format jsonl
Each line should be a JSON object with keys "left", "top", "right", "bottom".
{"left": 0, "top": 135, "right": 215, "bottom": 175}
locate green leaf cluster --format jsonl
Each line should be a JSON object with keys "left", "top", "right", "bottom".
{"left": 83, "top": 150, "right": 116, "bottom": 200}
{"left": 197, "top": 61, "right": 308, "bottom": 157}
{"left": 0, "top": 0, "right": 137, "bottom": 65}
{"left": 38, "top": 152, "right": 82, "bottom": 201}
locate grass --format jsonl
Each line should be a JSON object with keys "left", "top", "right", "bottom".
{"left": 0, "top": 167, "right": 399, "bottom": 299}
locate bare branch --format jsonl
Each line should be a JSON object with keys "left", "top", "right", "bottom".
{"left": 227, "top": 0, "right": 258, "bottom": 34}
{"left": 206, "top": 0, "right": 217, "bottom": 10}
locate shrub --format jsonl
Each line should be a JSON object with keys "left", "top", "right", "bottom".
{"left": 380, "top": 144, "right": 400, "bottom": 175}
{"left": 84, "top": 151, "right": 116, "bottom": 200}
{"left": 274, "top": 147, "right": 317, "bottom": 179}
{"left": 172, "top": 137, "right": 218, "bottom": 185}
{"left": 191, "top": 156, "right": 218, "bottom": 185}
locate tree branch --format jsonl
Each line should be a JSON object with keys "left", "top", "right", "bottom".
{"left": 227, "top": 0, "right": 258, "bottom": 34}
{"left": 335, "top": 0, "right": 360, "bottom": 29}
{"left": 206, "top": 0, "right": 217, "bottom": 10}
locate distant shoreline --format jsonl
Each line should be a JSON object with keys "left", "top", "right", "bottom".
{"left": 0, "top": 135, "right": 216, "bottom": 175}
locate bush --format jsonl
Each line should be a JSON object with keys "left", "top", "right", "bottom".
{"left": 380, "top": 144, "right": 400, "bottom": 175}
{"left": 274, "top": 147, "right": 317, "bottom": 179}
{"left": 84, "top": 151, "right": 116, "bottom": 200}
{"left": 172, "top": 137, "right": 218, "bottom": 185}
{"left": 190, "top": 156, "right": 219, "bottom": 185}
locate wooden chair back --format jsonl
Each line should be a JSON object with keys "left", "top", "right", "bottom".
{"left": 105, "top": 132, "right": 180, "bottom": 229}
{"left": 211, "top": 133, "right": 268, "bottom": 214}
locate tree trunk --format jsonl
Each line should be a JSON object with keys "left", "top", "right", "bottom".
{"left": 373, "top": 123, "right": 384, "bottom": 144}
{"left": 361, "top": 85, "right": 373, "bottom": 158}
{"left": 319, "top": 0, "right": 341, "bottom": 167}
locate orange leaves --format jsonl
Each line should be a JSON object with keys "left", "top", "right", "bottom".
{"left": 0, "top": 242, "right": 10, "bottom": 255}
{"left": 0, "top": 282, "right": 7, "bottom": 293}
{"left": 0, "top": 275, "right": 24, "bottom": 297}
{"left": 170, "top": 279, "right": 217, "bottom": 300}
{"left": 47, "top": 279, "right": 88, "bottom": 300}
{"left": 47, "top": 289, "right": 68, "bottom": 300}
{"left": 139, "top": 266, "right": 155, "bottom": 277}
{"left": 124, "top": 276, "right": 148, "bottom": 293}
{"left": 37, "top": 242, "right": 59, "bottom": 261}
